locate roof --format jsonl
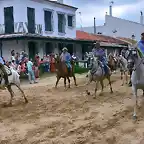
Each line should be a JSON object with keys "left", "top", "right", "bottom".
{"left": 76, "top": 30, "right": 127, "bottom": 45}
{"left": 0, "top": 32, "right": 127, "bottom": 47}
{"left": 117, "top": 37, "right": 137, "bottom": 45}
{"left": 44, "top": 0, "right": 78, "bottom": 10}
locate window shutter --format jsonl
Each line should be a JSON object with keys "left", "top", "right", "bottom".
{"left": 51, "top": 12, "right": 54, "bottom": 31}
{"left": 72, "top": 16, "right": 75, "bottom": 27}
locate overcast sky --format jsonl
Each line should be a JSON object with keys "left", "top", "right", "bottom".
{"left": 64, "top": 0, "right": 144, "bottom": 28}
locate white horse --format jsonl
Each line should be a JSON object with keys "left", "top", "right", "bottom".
{"left": 1, "top": 66, "right": 20, "bottom": 86}
{"left": 0, "top": 65, "right": 28, "bottom": 106}
{"left": 127, "top": 47, "right": 144, "bottom": 119}
{"left": 86, "top": 55, "right": 113, "bottom": 98}
{"left": 117, "top": 55, "right": 128, "bottom": 86}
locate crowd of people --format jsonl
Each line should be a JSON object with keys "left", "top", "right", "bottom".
{"left": 1, "top": 50, "right": 56, "bottom": 84}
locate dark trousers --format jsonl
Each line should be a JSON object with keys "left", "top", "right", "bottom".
{"left": 0, "top": 64, "right": 9, "bottom": 85}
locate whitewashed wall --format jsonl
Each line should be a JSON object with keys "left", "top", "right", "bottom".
{"left": 2, "top": 40, "right": 28, "bottom": 61}
{"left": 0, "top": 0, "right": 77, "bottom": 38}
{"left": 81, "top": 15, "right": 144, "bottom": 41}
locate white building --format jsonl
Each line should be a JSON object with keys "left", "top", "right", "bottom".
{"left": 0, "top": 0, "right": 77, "bottom": 60}
{"left": 79, "top": 9, "right": 144, "bottom": 41}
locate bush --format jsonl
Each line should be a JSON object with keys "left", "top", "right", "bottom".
{"left": 74, "top": 65, "right": 89, "bottom": 74}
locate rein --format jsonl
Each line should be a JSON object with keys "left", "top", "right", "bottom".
{"left": 133, "top": 58, "right": 144, "bottom": 71}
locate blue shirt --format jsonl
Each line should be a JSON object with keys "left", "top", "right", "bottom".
{"left": 138, "top": 40, "right": 144, "bottom": 56}
{"left": 60, "top": 52, "right": 71, "bottom": 62}
{"left": 92, "top": 48, "right": 106, "bottom": 62}
{"left": 0, "top": 57, "right": 4, "bottom": 64}
{"left": 27, "top": 61, "right": 33, "bottom": 71}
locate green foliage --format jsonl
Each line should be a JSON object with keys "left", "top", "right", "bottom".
{"left": 74, "top": 65, "right": 89, "bottom": 74}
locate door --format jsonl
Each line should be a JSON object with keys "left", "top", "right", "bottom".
{"left": 28, "top": 42, "right": 37, "bottom": 60}
{"left": 4, "top": 6, "right": 14, "bottom": 34}
{"left": 45, "top": 42, "right": 53, "bottom": 55}
{"left": 27, "top": 7, "right": 35, "bottom": 33}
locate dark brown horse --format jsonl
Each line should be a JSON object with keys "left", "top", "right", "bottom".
{"left": 54, "top": 55, "right": 77, "bottom": 88}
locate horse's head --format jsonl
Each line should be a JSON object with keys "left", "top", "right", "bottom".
{"left": 127, "top": 47, "right": 138, "bottom": 69}
{"left": 89, "top": 56, "right": 99, "bottom": 70}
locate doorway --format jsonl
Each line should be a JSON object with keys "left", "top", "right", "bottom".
{"left": 28, "top": 41, "right": 37, "bottom": 60}
{"left": 45, "top": 42, "right": 53, "bottom": 55}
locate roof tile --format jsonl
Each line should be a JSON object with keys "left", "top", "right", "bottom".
{"left": 76, "top": 30, "right": 127, "bottom": 44}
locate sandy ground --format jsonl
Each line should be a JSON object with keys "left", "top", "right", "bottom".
{"left": 0, "top": 73, "right": 144, "bottom": 144}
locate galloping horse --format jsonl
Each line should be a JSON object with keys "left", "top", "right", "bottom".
{"left": 86, "top": 55, "right": 113, "bottom": 98}
{"left": 108, "top": 53, "right": 117, "bottom": 72}
{"left": 54, "top": 55, "right": 77, "bottom": 88}
{"left": 0, "top": 64, "right": 28, "bottom": 106}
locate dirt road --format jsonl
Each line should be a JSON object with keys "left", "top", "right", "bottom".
{"left": 0, "top": 73, "right": 144, "bottom": 144}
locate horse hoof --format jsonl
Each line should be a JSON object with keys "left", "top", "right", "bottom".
{"left": 93, "top": 96, "right": 96, "bottom": 99}
{"left": 110, "top": 91, "right": 113, "bottom": 93}
{"left": 133, "top": 115, "right": 137, "bottom": 120}
{"left": 25, "top": 99, "right": 28, "bottom": 103}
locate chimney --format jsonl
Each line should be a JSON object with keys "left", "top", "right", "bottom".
{"left": 94, "top": 17, "right": 96, "bottom": 34}
{"left": 140, "top": 11, "right": 143, "bottom": 24}
{"left": 57, "top": 0, "right": 63, "bottom": 3}
{"left": 109, "top": 1, "right": 114, "bottom": 16}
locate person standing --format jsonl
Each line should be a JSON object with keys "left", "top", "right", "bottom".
{"left": 26, "top": 59, "right": 37, "bottom": 84}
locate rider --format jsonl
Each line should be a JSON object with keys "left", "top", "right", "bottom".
{"left": 60, "top": 47, "right": 72, "bottom": 72}
{"left": 137, "top": 32, "right": 144, "bottom": 58}
{"left": 0, "top": 56, "right": 9, "bottom": 86}
{"left": 92, "top": 42, "right": 109, "bottom": 74}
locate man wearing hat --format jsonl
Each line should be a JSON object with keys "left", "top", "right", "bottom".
{"left": 92, "top": 42, "right": 109, "bottom": 74}
{"left": 60, "top": 47, "right": 72, "bottom": 72}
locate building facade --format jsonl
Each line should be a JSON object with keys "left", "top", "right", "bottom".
{"left": 0, "top": 0, "right": 77, "bottom": 60}
{"left": 80, "top": 14, "right": 144, "bottom": 41}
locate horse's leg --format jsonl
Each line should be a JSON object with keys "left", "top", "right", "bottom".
{"left": 132, "top": 86, "right": 138, "bottom": 120}
{"left": 100, "top": 80, "right": 104, "bottom": 93}
{"left": 73, "top": 74, "right": 77, "bottom": 86}
{"left": 93, "top": 81, "right": 99, "bottom": 99}
{"left": 7, "top": 84, "right": 14, "bottom": 106}
{"left": 55, "top": 76, "right": 61, "bottom": 88}
{"left": 107, "top": 76, "right": 113, "bottom": 93}
{"left": 64, "top": 77, "right": 67, "bottom": 89}
{"left": 11, "top": 83, "right": 28, "bottom": 103}
{"left": 67, "top": 77, "right": 70, "bottom": 88}
{"left": 125, "top": 71, "right": 128, "bottom": 84}
{"left": 121, "top": 71, "right": 124, "bottom": 86}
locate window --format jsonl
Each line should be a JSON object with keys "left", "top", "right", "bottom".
{"left": 4, "top": 6, "right": 14, "bottom": 34}
{"left": 68, "top": 15, "right": 73, "bottom": 27}
{"left": 58, "top": 13, "right": 65, "bottom": 33}
{"left": 27, "top": 7, "right": 35, "bottom": 33}
{"left": 44, "top": 10, "right": 53, "bottom": 31}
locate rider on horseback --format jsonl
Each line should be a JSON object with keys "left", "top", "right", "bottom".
{"left": 0, "top": 56, "right": 9, "bottom": 86}
{"left": 60, "top": 47, "right": 72, "bottom": 72}
{"left": 92, "top": 42, "right": 109, "bottom": 74}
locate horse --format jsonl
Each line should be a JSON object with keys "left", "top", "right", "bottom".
{"left": 54, "top": 55, "right": 77, "bottom": 88}
{"left": 117, "top": 55, "right": 129, "bottom": 86}
{"left": 0, "top": 65, "right": 28, "bottom": 106}
{"left": 86, "top": 55, "right": 113, "bottom": 98}
{"left": 127, "top": 47, "right": 144, "bottom": 119}
{"left": 108, "top": 53, "right": 118, "bottom": 73}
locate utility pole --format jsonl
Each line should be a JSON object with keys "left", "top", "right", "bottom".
{"left": 94, "top": 17, "right": 96, "bottom": 34}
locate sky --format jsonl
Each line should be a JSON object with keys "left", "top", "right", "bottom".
{"left": 64, "top": 0, "right": 144, "bottom": 28}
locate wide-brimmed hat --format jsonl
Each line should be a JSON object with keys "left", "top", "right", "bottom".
{"left": 62, "top": 47, "right": 68, "bottom": 51}
{"left": 93, "top": 42, "right": 100, "bottom": 47}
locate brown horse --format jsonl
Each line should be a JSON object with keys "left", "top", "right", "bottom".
{"left": 108, "top": 54, "right": 117, "bottom": 72}
{"left": 54, "top": 55, "right": 77, "bottom": 88}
